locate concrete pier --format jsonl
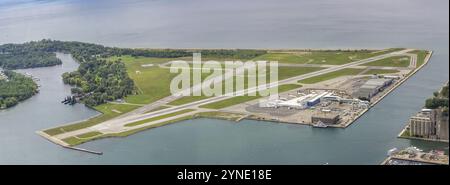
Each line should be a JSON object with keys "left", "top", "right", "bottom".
{"left": 36, "top": 131, "right": 103, "bottom": 155}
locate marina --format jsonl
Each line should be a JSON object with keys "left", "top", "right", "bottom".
{"left": 382, "top": 147, "right": 449, "bottom": 165}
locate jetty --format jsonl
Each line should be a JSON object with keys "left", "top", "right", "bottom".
{"left": 36, "top": 131, "right": 102, "bottom": 155}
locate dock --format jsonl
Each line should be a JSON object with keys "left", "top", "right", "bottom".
{"left": 381, "top": 147, "right": 449, "bottom": 165}
{"left": 382, "top": 156, "right": 448, "bottom": 165}
{"left": 344, "top": 50, "right": 434, "bottom": 128}
{"left": 63, "top": 146, "right": 103, "bottom": 155}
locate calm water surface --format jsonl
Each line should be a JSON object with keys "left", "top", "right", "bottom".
{"left": 0, "top": 0, "right": 448, "bottom": 164}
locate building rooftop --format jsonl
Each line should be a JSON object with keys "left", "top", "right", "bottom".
{"left": 411, "top": 110, "right": 433, "bottom": 120}
{"left": 360, "top": 84, "right": 379, "bottom": 90}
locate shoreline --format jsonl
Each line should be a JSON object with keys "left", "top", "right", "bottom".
{"left": 381, "top": 156, "right": 448, "bottom": 165}
{"left": 344, "top": 51, "right": 433, "bottom": 128}
{"left": 398, "top": 127, "right": 449, "bottom": 143}
{"left": 243, "top": 49, "right": 432, "bottom": 128}
{"left": 0, "top": 70, "right": 41, "bottom": 110}
{"left": 37, "top": 48, "right": 433, "bottom": 148}
{"left": 396, "top": 68, "right": 450, "bottom": 144}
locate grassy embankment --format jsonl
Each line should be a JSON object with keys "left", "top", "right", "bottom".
{"left": 168, "top": 66, "right": 323, "bottom": 105}
{"left": 298, "top": 68, "right": 399, "bottom": 84}
{"left": 400, "top": 129, "right": 411, "bottom": 137}
{"left": 44, "top": 55, "right": 236, "bottom": 136}
{"left": 60, "top": 83, "right": 300, "bottom": 146}
{"left": 199, "top": 84, "right": 302, "bottom": 109}
{"left": 252, "top": 48, "right": 404, "bottom": 65}
{"left": 44, "top": 103, "right": 141, "bottom": 136}
{"left": 61, "top": 131, "right": 103, "bottom": 145}
{"left": 408, "top": 50, "right": 429, "bottom": 67}
{"left": 62, "top": 115, "right": 195, "bottom": 146}
{"left": 44, "top": 56, "right": 181, "bottom": 136}
{"left": 124, "top": 109, "right": 195, "bottom": 127}
{"left": 363, "top": 69, "right": 400, "bottom": 75}
{"left": 361, "top": 56, "right": 411, "bottom": 67}
{"left": 359, "top": 49, "right": 428, "bottom": 69}
{"left": 193, "top": 111, "right": 246, "bottom": 121}
{"left": 45, "top": 49, "right": 403, "bottom": 137}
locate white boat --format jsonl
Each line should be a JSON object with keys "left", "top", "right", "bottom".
{"left": 387, "top": 148, "right": 398, "bottom": 156}
{"left": 312, "top": 121, "right": 328, "bottom": 128}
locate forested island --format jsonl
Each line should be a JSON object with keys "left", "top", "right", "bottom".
{"left": 0, "top": 39, "right": 268, "bottom": 107}
{"left": 0, "top": 70, "right": 38, "bottom": 109}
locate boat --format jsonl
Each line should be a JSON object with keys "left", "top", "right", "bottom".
{"left": 312, "top": 121, "right": 328, "bottom": 128}
{"left": 387, "top": 148, "right": 398, "bottom": 156}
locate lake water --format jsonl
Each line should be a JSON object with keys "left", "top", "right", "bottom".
{"left": 0, "top": 0, "right": 448, "bottom": 164}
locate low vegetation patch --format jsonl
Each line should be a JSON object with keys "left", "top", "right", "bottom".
{"left": 63, "top": 115, "right": 196, "bottom": 146}
{"left": 400, "top": 129, "right": 411, "bottom": 137}
{"left": 144, "top": 105, "right": 171, "bottom": 113}
{"left": 76, "top": 131, "right": 103, "bottom": 139}
{"left": 194, "top": 111, "right": 246, "bottom": 121}
{"left": 0, "top": 71, "right": 38, "bottom": 109}
{"left": 408, "top": 50, "right": 429, "bottom": 67}
{"left": 169, "top": 67, "right": 322, "bottom": 106}
{"left": 124, "top": 109, "right": 195, "bottom": 127}
{"left": 362, "top": 56, "right": 411, "bottom": 67}
{"left": 362, "top": 69, "right": 399, "bottom": 75}
{"left": 253, "top": 50, "right": 394, "bottom": 65}
{"left": 200, "top": 84, "right": 302, "bottom": 109}
{"left": 44, "top": 103, "right": 140, "bottom": 136}
{"left": 299, "top": 68, "right": 364, "bottom": 84}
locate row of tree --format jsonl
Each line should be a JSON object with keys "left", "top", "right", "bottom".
{"left": 0, "top": 46, "right": 62, "bottom": 69}
{"left": 425, "top": 83, "right": 449, "bottom": 116}
{"left": 0, "top": 71, "right": 38, "bottom": 109}
{"left": 62, "top": 59, "right": 135, "bottom": 106}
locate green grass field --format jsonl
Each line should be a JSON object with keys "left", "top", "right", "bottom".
{"left": 106, "top": 50, "right": 406, "bottom": 107}
{"left": 76, "top": 131, "right": 103, "bottom": 138}
{"left": 252, "top": 53, "right": 312, "bottom": 64}
{"left": 362, "top": 69, "right": 399, "bottom": 75}
{"left": 62, "top": 137, "right": 86, "bottom": 146}
{"left": 50, "top": 48, "right": 415, "bottom": 146}
{"left": 362, "top": 56, "right": 411, "bottom": 67}
{"left": 252, "top": 49, "right": 402, "bottom": 65}
{"left": 144, "top": 105, "right": 171, "bottom": 113}
{"left": 44, "top": 103, "right": 141, "bottom": 136}
{"left": 118, "top": 57, "right": 182, "bottom": 104}
{"left": 194, "top": 111, "right": 245, "bottom": 121}
{"left": 62, "top": 131, "right": 103, "bottom": 145}
{"left": 168, "top": 66, "right": 322, "bottom": 105}
{"left": 110, "top": 55, "right": 226, "bottom": 106}
{"left": 298, "top": 68, "right": 364, "bottom": 84}
{"left": 108, "top": 56, "right": 218, "bottom": 103}
{"left": 124, "top": 109, "right": 195, "bottom": 127}
{"left": 46, "top": 49, "right": 408, "bottom": 138}
{"left": 199, "top": 84, "right": 302, "bottom": 109}
{"left": 400, "top": 129, "right": 411, "bottom": 137}
{"left": 62, "top": 115, "right": 195, "bottom": 146}
{"left": 408, "top": 50, "right": 429, "bottom": 67}
{"left": 51, "top": 55, "right": 303, "bottom": 135}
